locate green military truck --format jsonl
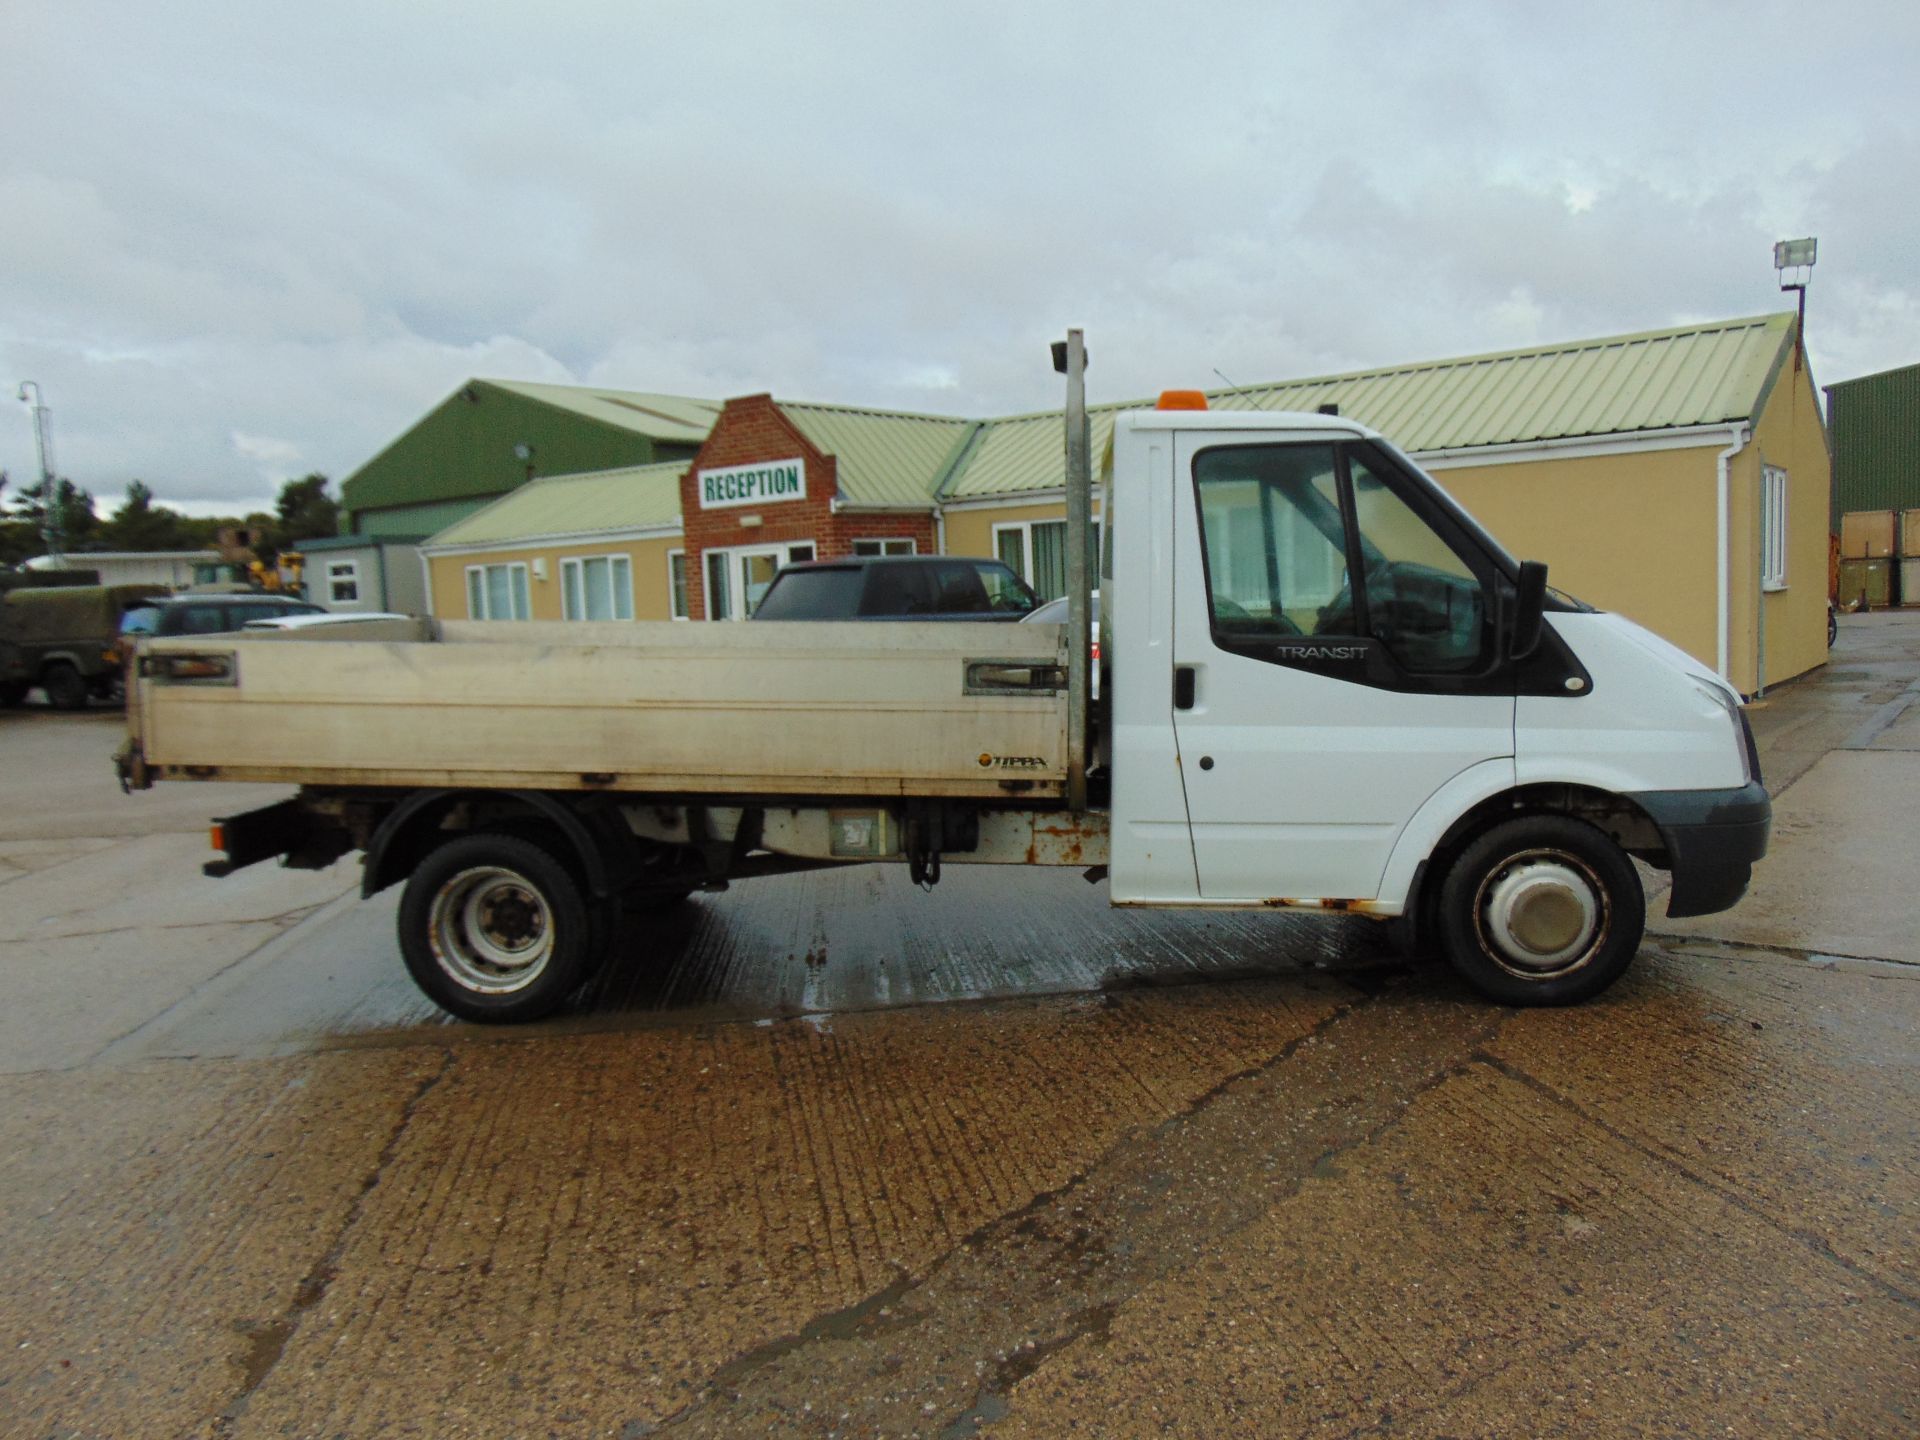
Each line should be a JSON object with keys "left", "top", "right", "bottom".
{"left": 0, "top": 582, "right": 168, "bottom": 709}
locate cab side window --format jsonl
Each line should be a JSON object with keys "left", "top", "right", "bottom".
{"left": 1194, "top": 444, "right": 1348, "bottom": 640}
{"left": 1193, "top": 442, "right": 1495, "bottom": 681}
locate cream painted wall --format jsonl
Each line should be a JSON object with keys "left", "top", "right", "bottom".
{"left": 1435, "top": 447, "right": 1722, "bottom": 672}
{"left": 1745, "top": 357, "right": 1831, "bottom": 693}
{"left": 426, "top": 534, "right": 684, "bottom": 622}
{"left": 943, "top": 500, "right": 1070, "bottom": 562}
{"left": 951, "top": 454, "right": 1747, "bottom": 686}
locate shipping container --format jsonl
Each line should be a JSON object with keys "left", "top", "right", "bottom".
{"left": 1837, "top": 558, "right": 1893, "bottom": 610}
{"left": 1902, "top": 509, "right": 1920, "bottom": 559}
{"left": 1840, "top": 510, "right": 1897, "bottom": 560}
{"left": 1901, "top": 558, "right": 1920, "bottom": 607}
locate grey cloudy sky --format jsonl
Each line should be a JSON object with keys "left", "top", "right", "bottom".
{"left": 4, "top": 0, "right": 1915, "bottom": 518}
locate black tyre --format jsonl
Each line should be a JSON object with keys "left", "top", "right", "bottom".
{"left": 398, "top": 832, "right": 597, "bottom": 1023}
{"left": 0, "top": 680, "right": 27, "bottom": 708}
{"left": 41, "top": 662, "right": 88, "bottom": 711}
{"left": 1436, "top": 815, "right": 1644, "bottom": 1006}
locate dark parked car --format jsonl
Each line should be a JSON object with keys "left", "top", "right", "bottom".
{"left": 749, "top": 556, "right": 1040, "bottom": 621}
{"left": 116, "top": 593, "right": 326, "bottom": 677}
{"left": 133, "top": 593, "right": 326, "bottom": 639}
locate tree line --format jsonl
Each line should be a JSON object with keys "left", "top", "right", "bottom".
{"left": 0, "top": 472, "right": 339, "bottom": 570}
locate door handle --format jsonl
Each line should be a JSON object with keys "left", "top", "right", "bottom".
{"left": 1173, "top": 666, "right": 1196, "bottom": 710}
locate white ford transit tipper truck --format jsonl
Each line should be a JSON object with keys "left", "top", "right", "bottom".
{"left": 119, "top": 338, "right": 1769, "bottom": 1022}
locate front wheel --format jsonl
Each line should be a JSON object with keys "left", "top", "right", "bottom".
{"left": 398, "top": 833, "right": 597, "bottom": 1023}
{"left": 1436, "top": 816, "right": 1644, "bottom": 1006}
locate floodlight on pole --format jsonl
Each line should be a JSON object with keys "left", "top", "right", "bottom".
{"left": 1773, "top": 238, "right": 1817, "bottom": 271}
{"left": 16, "top": 380, "right": 62, "bottom": 563}
{"left": 1773, "top": 236, "right": 1817, "bottom": 372}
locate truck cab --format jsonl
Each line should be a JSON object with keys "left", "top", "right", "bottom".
{"left": 1102, "top": 405, "right": 1768, "bottom": 1002}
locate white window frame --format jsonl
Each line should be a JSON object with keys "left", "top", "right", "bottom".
{"left": 667, "top": 549, "right": 690, "bottom": 620}
{"left": 326, "top": 558, "right": 361, "bottom": 606}
{"left": 559, "top": 552, "right": 635, "bottom": 621}
{"left": 1761, "top": 465, "right": 1789, "bottom": 592}
{"left": 851, "top": 537, "right": 916, "bottom": 557}
{"left": 992, "top": 517, "right": 1103, "bottom": 601}
{"left": 464, "top": 561, "right": 531, "bottom": 620}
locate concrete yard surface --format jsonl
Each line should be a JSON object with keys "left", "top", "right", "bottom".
{"left": 0, "top": 614, "right": 1915, "bottom": 1437}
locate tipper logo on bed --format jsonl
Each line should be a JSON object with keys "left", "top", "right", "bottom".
{"left": 979, "top": 753, "right": 1048, "bottom": 770}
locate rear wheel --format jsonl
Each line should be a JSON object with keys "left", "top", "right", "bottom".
{"left": 1436, "top": 816, "right": 1644, "bottom": 1006}
{"left": 0, "top": 680, "right": 27, "bottom": 708}
{"left": 41, "top": 662, "right": 88, "bottom": 711}
{"left": 398, "top": 833, "right": 597, "bottom": 1023}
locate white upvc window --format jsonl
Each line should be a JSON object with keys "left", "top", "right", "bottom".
{"left": 852, "top": 537, "right": 916, "bottom": 557}
{"left": 992, "top": 518, "right": 1103, "bottom": 601}
{"left": 668, "top": 549, "right": 690, "bottom": 620}
{"left": 1761, "top": 466, "right": 1789, "bottom": 591}
{"left": 560, "top": 553, "right": 634, "bottom": 621}
{"left": 326, "top": 559, "right": 361, "bottom": 605}
{"left": 465, "top": 562, "right": 531, "bottom": 620}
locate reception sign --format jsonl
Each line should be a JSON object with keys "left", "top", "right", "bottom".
{"left": 698, "top": 458, "right": 807, "bottom": 510}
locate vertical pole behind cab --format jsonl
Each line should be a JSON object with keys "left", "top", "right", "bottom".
{"left": 1060, "top": 330, "right": 1092, "bottom": 812}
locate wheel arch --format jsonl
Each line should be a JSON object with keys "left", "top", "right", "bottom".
{"left": 1384, "top": 767, "right": 1665, "bottom": 950}
{"left": 363, "top": 788, "right": 637, "bottom": 900}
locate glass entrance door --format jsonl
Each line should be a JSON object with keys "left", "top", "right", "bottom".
{"left": 704, "top": 542, "right": 816, "bottom": 619}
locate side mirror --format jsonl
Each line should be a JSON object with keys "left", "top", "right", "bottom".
{"left": 1509, "top": 560, "right": 1549, "bottom": 661}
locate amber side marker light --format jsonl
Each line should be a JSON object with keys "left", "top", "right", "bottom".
{"left": 210, "top": 823, "right": 227, "bottom": 854}
{"left": 1156, "top": 389, "right": 1209, "bottom": 411}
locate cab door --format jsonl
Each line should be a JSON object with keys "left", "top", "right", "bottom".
{"left": 1169, "top": 435, "right": 1514, "bottom": 901}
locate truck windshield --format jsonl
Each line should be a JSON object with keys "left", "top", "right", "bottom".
{"left": 751, "top": 568, "right": 867, "bottom": 619}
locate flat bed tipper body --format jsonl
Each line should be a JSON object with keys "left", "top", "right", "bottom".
{"left": 123, "top": 341, "right": 1770, "bottom": 1021}
{"left": 125, "top": 618, "right": 1072, "bottom": 800}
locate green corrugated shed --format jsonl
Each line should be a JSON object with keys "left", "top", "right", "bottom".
{"left": 1826, "top": 361, "right": 1920, "bottom": 527}
{"left": 357, "top": 498, "right": 495, "bottom": 538}
{"left": 944, "top": 313, "right": 1798, "bottom": 499}
{"left": 423, "top": 463, "right": 688, "bottom": 549}
{"left": 341, "top": 380, "right": 719, "bottom": 528}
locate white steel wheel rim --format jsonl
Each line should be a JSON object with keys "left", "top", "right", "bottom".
{"left": 428, "top": 866, "right": 555, "bottom": 994}
{"left": 1472, "top": 848, "right": 1607, "bottom": 980}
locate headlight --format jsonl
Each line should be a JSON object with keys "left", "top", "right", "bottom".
{"left": 1690, "top": 677, "right": 1757, "bottom": 785}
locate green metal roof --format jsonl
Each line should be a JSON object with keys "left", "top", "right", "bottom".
{"left": 944, "top": 312, "right": 1799, "bottom": 498}
{"left": 940, "top": 408, "right": 1120, "bottom": 500}
{"left": 779, "top": 403, "right": 979, "bottom": 508}
{"left": 483, "top": 380, "right": 722, "bottom": 445}
{"left": 1218, "top": 312, "right": 1797, "bottom": 450}
{"left": 422, "top": 462, "right": 688, "bottom": 549}
{"left": 367, "top": 313, "right": 1803, "bottom": 533}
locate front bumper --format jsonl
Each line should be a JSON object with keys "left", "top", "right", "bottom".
{"left": 1630, "top": 780, "right": 1772, "bottom": 919}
